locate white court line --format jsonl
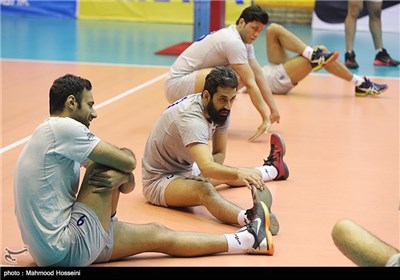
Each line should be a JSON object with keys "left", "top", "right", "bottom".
{"left": 0, "top": 72, "right": 168, "bottom": 155}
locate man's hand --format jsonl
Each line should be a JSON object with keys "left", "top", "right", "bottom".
{"left": 248, "top": 120, "right": 271, "bottom": 142}
{"left": 89, "top": 168, "right": 131, "bottom": 193}
{"left": 270, "top": 112, "right": 280, "bottom": 125}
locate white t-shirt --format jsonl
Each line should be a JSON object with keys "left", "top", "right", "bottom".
{"left": 142, "top": 94, "right": 229, "bottom": 181}
{"left": 168, "top": 24, "right": 255, "bottom": 78}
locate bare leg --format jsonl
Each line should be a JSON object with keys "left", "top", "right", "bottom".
{"left": 76, "top": 162, "right": 119, "bottom": 231}
{"left": 331, "top": 219, "right": 399, "bottom": 266}
{"left": 282, "top": 56, "right": 313, "bottom": 84}
{"left": 345, "top": 0, "right": 363, "bottom": 53}
{"left": 366, "top": 1, "right": 383, "bottom": 50}
{"left": 110, "top": 222, "right": 229, "bottom": 260}
{"left": 164, "top": 178, "right": 245, "bottom": 225}
{"left": 194, "top": 68, "right": 213, "bottom": 93}
{"left": 266, "top": 23, "right": 308, "bottom": 65}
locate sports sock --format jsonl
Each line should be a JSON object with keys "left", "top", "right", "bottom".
{"left": 191, "top": 162, "right": 201, "bottom": 176}
{"left": 256, "top": 166, "right": 278, "bottom": 181}
{"left": 224, "top": 227, "right": 254, "bottom": 253}
{"left": 237, "top": 210, "right": 250, "bottom": 226}
{"left": 375, "top": 48, "right": 383, "bottom": 54}
{"left": 352, "top": 74, "right": 364, "bottom": 86}
{"left": 302, "top": 46, "right": 314, "bottom": 60}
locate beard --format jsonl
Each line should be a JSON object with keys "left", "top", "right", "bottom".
{"left": 206, "top": 100, "right": 230, "bottom": 125}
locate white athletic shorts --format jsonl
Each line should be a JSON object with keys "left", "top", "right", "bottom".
{"left": 386, "top": 253, "right": 400, "bottom": 267}
{"left": 142, "top": 164, "right": 205, "bottom": 207}
{"left": 50, "top": 202, "right": 115, "bottom": 267}
{"left": 262, "top": 63, "right": 295, "bottom": 95}
{"left": 165, "top": 71, "right": 197, "bottom": 103}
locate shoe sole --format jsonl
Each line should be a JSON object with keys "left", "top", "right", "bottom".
{"left": 345, "top": 64, "right": 359, "bottom": 69}
{"left": 251, "top": 187, "right": 280, "bottom": 236}
{"left": 259, "top": 201, "right": 274, "bottom": 256}
{"left": 355, "top": 92, "right": 369, "bottom": 97}
{"left": 313, "top": 51, "right": 339, "bottom": 72}
{"left": 246, "top": 201, "right": 274, "bottom": 255}
{"left": 355, "top": 86, "right": 388, "bottom": 97}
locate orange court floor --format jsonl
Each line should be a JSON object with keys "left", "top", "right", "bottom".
{"left": 1, "top": 60, "right": 399, "bottom": 270}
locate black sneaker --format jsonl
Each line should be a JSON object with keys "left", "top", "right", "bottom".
{"left": 243, "top": 201, "right": 274, "bottom": 255}
{"left": 249, "top": 186, "right": 280, "bottom": 236}
{"left": 263, "top": 133, "right": 289, "bottom": 181}
{"left": 311, "top": 48, "right": 339, "bottom": 71}
{"left": 345, "top": 50, "right": 359, "bottom": 69}
{"left": 355, "top": 77, "right": 388, "bottom": 97}
{"left": 374, "top": 48, "right": 400, "bottom": 66}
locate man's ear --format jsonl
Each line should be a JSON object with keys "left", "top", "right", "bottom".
{"left": 203, "top": 90, "right": 211, "bottom": 101}
{"left": 66, "top": 95, "right": 76, "bottom": 110}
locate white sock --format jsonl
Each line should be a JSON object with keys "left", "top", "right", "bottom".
{"left": 376, "top": 48, "right": 383, "bottom": 54}
{"left": 191, "top": 162, "right": 201, "bottom": 176}
{"left": 352, "top": 74, "right": 364, "bottom": 86}
{"left": 256, "top": 166, "right": 278, "bottom": 181}
{"left": 302, "top": 46, "right": 314, "bottom": 60}
{"left": 224, "top": 228, "right": 255, "bottom": 253}
{"left": 237, "top": 210, "right": 250, "bottom": 226}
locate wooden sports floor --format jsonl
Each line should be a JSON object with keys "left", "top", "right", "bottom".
{"left": 1, "top": 15, "right": 399, "bottom": 268}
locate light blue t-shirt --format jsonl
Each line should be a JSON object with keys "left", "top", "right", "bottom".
{"left": 14, "top": 117, "right": 100, "bottom": 266}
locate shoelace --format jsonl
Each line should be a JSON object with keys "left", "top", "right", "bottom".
{"left": 245, "top": 209, "right": 253, "bottom": 223}
{"left": 263, "top": 144, "right": 277, "bottom": 166}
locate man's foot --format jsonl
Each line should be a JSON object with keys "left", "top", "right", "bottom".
{"left": 263, "top": 133, "right": 289, "bottom": 181}
{"left": 345, "top": 50, "right": 359, "bottom": 69}
{"left": 243, "top": 201, "right": 274, "bottom": 255}
{"left": 249, "top": 187, "right": 279, "bottom": 236}
{"left": 355, "top": 77, "right": 388, "bottom": 97}
{"left": 311, "top": 48, "right": 339, "bottom": 72}
{"left": 374, "top": 48, "right": 400, "bottom": 66}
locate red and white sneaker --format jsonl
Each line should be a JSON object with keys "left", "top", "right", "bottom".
{"left": 263, "top": 133, "right": 289, "bottom": 181}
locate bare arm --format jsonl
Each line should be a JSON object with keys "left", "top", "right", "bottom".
{"left": 86, "top": 145, "right": 136, "bottom": 193}
{"left": 230, "top": 63, "right": 277, "bottom": 142}
{"left": 188, "top": 141, "right": 264, "bottom": 189}
{"left": 249, "top": 58, "right": 280, "bottom": 125}
{"left": 210, "top": 132, "right": 227, "bottom": 164}
{"left": 88, "top": 141, "right": 136, "bottom": 173}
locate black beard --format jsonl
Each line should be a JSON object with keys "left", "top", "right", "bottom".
{"left": 206, "top": 101, "right": 229, "bottom": 125}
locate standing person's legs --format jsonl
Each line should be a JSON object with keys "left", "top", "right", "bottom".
{"left": 366, "top": 0, "right": 383, "bottom": 50}
{"left": 344, "top": 0, "right": 363, "bottom": 69}
{"left": 345, "top": 0, "right": 363, "bottom": 53}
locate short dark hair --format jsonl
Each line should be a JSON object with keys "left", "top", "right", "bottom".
{"left": 49, "top": 74, "right": 92, "bottom": 114}
{"left": 203, "top": 66, "right": 239, "bottom": 97}
{"left": 236, "top": 5, "right": 269, "bottom": 25}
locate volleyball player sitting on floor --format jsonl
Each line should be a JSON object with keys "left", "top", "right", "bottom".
{"left": 243, "top": 23, "right": 388, "bottom": 97}
{"left": 142, "top": 66, "right": 289, "bottom": 242}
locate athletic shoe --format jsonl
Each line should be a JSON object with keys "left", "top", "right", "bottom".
{"left": 249, "top": 186, "right": 280, "bottom": 236}
{"left": 345, "top": 50, "right": 359, "bottom": 69}
{"left": 244, "top": 201, "right": 274, "bottom": 255}
{"left": 374, "top": 48, "right": 400, "bottom": 67}
{"left": 311, "top": 48, "right": 339, "bottom": 72}
{"left": 263, "top": 133, "right": 289, "bottom": 181}
{"left": 355, "top": 77, "right": 388, "bottom": 97}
